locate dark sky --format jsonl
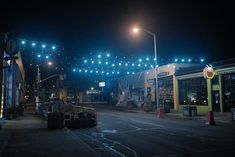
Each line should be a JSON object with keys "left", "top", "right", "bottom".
{"left": 1, "top": 0, "right": 234, "bottom": 62}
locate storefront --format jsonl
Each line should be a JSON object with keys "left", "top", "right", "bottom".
{"left": 145, "top": 63, "right": 197, "bottom": 110}
{"left": 175, "top": 61, "right": 235, "bottom": 112}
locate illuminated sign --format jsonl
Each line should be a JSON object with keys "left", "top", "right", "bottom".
{"left": 203, "top": 65, "right": 216, "bottom": 79}
{"left": 99, "top": 82, "right": 105, "bottom": 87}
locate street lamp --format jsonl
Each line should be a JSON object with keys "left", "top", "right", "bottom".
{"left": 132, "top": 26, "right": 159, "bottom": 110}
{"left": 35, "top": 65, "right": 40, "bottom": 114}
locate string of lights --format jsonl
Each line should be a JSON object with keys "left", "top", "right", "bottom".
{"left": 17, "top": 38, "right": 206, "bottom": 78}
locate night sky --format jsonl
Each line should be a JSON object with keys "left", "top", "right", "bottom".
{"left": 1, "top": 0, "right": 235, "bottom": 90}
{"left": 1, "top": 0, "right": 234, "bottom": 61}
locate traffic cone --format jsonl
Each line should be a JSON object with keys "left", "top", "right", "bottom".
{"left": 205, "top": 111, "right": 216, "bottom": 125}
{"left": 157, "top": 106, "right": 164, "bottom": 118}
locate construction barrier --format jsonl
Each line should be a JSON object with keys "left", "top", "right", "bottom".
{"left": 205, "top": 111, "right": 216, "bottom": 125}
{"left": 157, "top": 106, "right": 164, "bottom": 118}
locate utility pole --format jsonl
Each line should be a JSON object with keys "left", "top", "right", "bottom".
{"left": 35, "top": 65, "right": 40, "bottom": 114}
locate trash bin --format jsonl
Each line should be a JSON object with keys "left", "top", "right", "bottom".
{"left": 47, "top": 112, "right": 64, "bottom": 129}
{"left": 231, "top": 108, "right": 235, "bottom": 121}
{"left": 183, "top": 106, "right": 197, "bottom": 117}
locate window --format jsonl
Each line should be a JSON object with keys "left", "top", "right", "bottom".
{"left": 158, "top": 76, "right": 174, "bottom": 108}
{"left": 223, "top": 73, "right": 235, "bottom": 112}
{"left": 179, "top": 77, "right": 208, "bottom": 105}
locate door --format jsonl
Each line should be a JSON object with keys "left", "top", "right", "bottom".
{"left": 212, "top": 91, "right": 220, "bottom": 112}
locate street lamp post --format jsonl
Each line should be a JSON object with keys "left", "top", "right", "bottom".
{"left": 132, "top": 27, "right": 159, "bottom": 110}
{"left": 35, "top": 65, "right": 40, "bottom": 113}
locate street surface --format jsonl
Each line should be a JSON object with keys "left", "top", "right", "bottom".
{"left": 73, "top": 107, "right": 235, "bottom": 157}
{"left": 2, "top": 107, "right": 235, "bottom": 157}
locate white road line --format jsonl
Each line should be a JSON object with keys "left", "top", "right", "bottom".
{"left": 131, "top": 119, "right": 165, "bottom": 129}
{"left": 129, "top": 124, "right": 142, "bottom": 130}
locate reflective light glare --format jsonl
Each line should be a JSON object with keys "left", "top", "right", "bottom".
{"left": 119, "top": 63, "right": 122, "bottom": 66}
{"left": 144, "top": 64, "right": 147, "bottom": 67}
{"left": 84, "top": 60, "right": 87, "bottom": 63}
{"left": 132, "top": 72, "right": 135, "bottom": 74}
{"left": 132, "top": 63, "right": 135, "bottom": 66}
{"left": 91, "top": 61, "right": 94, "bottom": 64}
{"left": 85, "top": 70, "right": 88, "bottom": 73}
{"left": 200, "top": 59, "right": 204, "bottom": 62}
{"left": 167, "top": 64, "right": 170, "bottom": 67}
{"left": 112, "top": 71, "right": 115, "bottom": 74}
{"left": 174, "top": 59, "right": 178, "bottom": 62}
{"left": 102, "top": 71, "right": 104, "bottom": 74}
{"left": 117, "top": 72, "right": 120, "bottom": 74}
{"left": 138, "top": 64, "right": 141, "bottom": 67}
{"left": 90, "top": 70, "right": 93, "bottom": 73}
{"left": 125, "top": 63, "right": 128, "bottom": 66}
{"left": 107, "top": 72, "right": 109, "bottom": 75}
{"left": 42, "top": 44, "right": 46, "bottom": 48}
{"left": 181, "top": 59, "right": 185, "bottom": 62}
{"left": 32, "top": 43, "right": 36, "bottom": 46}
{"left": 146, "top": 58, "right": 149, "bottom": 61}
{"left": 21, "top": 41, "right": 25, "bottom": 44}
{"left": 96, "top": 71, "right": 98, "bottom": 73}
{"left": 107, "top": 54, "right": 110, "bottom": 57}
{"left": 52, "top": 46, "right": 56, "bottom": 50}
{"left": 154, "top": 58, "right": 156, "bottom": 61}
{"left": 79, "top": 69, "right": 82, "bottom": 72}
{"left": 73, "top": 68, "right": 76, "bottom": 72}
{"left": 91, "top": 87, "right": 94, "bottom": 90}
{"left": 37, "top": 54, "right": 41, "bottom": 58}
{"left": 98, "top": 54, "right": 101, "bottom": 58}
{"left": 46, "top": 55, "right": 49, "bottom": 59}
{"left": 99, "top": 61, "right": 102, "bottom": 64}
{"left": 139, "top": 59, "right": 142, "bottom": 62}
{"left": 127, "top": 72, "right": 130, "bottom": 74}
{"left": 112, "top": 64, "right": 115, "bottom": 67}
{"left": 105, "top": 62, "right": 108, "bottom": 65}
{"left": 188, "top": 59, "right": 191, "bottom": 62}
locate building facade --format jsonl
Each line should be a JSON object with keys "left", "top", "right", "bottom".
{"left": 175, "top": 60, "right": 235, "bottom": 113}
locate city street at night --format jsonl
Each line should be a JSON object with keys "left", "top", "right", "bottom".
{"left": 2, "top": 106, "right": 235, "bottom": 157}
{"left": 1, "top": 1, "right": 235, "bottom": 157}
{"left": 73, "top": 107, "right": 235, "bottom": 157}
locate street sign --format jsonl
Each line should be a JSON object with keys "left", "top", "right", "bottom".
{"left": 99, "top": 82, "right": 105, "bottom": 87}
{"left": 5, "top": 38, "right": 19, "bottom": 55}
{"left": 203, "top": 65, "right": 215, "bottom": 79}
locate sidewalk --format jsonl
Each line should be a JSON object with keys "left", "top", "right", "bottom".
{"left": 88, "top": 103, "right": 234, "bottom": 123}
{"left": 0, "top": 112, "right": 99, "bottom": 157}
{"left": 126, "top": 109, "right": 234, "bottom": 123}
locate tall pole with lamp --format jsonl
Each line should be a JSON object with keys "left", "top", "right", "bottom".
{"left": 35, "top": 64, "right": 40, "bottom": 114}
{"left": 132, "top": 27, "right": 159, "bottom": 110}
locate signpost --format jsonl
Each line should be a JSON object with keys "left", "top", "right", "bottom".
{"left": 99, "top": 82, "right": 105, "bottom": 103}
{"left": 203, "top": 65, "right": 216, "bottom": 79}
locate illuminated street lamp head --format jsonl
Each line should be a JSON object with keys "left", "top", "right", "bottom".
{"left": 133, "top": 27, "right": 140, "bottom": 33}
{"left": 48, "top": 61, "right": 52, "bottom": 66}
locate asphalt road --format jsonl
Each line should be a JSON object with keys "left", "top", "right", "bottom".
{"left": 72, "top": 108, "right": 235, "bottom": 157}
